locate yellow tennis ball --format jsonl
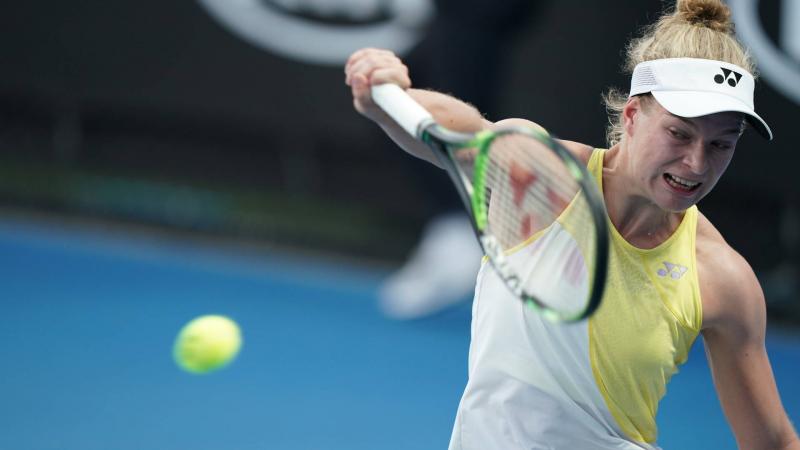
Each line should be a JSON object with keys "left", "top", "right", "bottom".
{"left": 173, "top": 315, "right": 242, "bottom": 374}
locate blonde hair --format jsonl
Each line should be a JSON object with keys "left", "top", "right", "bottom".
{"left": 604, "top": 0, "right": 755, "bottom": 146}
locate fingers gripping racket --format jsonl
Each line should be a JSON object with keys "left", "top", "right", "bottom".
{"left": 371, "top": 84, "right": 609, "bottom": 322}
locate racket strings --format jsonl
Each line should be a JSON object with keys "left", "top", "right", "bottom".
{"left": 469, "top": 133, "right": 600, "bottom": 316}
{"left": 484, "top": 134, "right": 582, "bottom": 248}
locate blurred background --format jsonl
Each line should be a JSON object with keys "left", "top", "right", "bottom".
{"left": 0, "top": 1, "right": 798, "bottom": 449}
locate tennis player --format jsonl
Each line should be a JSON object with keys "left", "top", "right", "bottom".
{"left": 346, "top": 0, "right": 799, "bottom": 448}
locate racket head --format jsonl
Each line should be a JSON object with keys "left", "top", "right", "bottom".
{"left": 433, "top": 126, "right": 609, "bottom": 322}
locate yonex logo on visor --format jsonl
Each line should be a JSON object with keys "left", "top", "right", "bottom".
{"left": 714, "top": 68, "right": 743, "bottom": 87}
{"left": 629, "top": 58, "right": 773, "bottom": 140}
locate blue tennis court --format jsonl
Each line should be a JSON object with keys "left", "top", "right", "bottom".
{"left": 0, "top": 216, "right": 797, "bottom": 450}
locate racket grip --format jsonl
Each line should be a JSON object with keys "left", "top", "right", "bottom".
{"left": 370, "top": 84, "right": 434, "bottom": 137}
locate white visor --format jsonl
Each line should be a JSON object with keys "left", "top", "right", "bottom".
{"left": 629, "top": 58, "right": 772, "bottom": 140}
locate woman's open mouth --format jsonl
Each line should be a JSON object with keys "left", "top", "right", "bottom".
{"left": 663, "top": 173, "right": 702, "bottom": 193}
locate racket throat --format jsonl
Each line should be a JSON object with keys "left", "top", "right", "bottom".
{"left": 481, "top": 235, "right": 523, "bottom": 296}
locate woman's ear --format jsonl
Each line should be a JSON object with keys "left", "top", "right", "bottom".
{"left": 622, "top": 96, "right": 643, "bottom": 138}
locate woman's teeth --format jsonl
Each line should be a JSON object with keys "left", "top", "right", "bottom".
{"left": 665, "top": 173, "right": 701, "bottom": 191}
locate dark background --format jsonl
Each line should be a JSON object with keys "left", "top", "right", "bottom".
{"left": 0, "top": 0, "right": 797, "bottom": 315}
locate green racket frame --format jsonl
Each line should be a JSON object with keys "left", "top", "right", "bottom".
{"left": 421, "top": 125, "right": 609, "bottom": 322}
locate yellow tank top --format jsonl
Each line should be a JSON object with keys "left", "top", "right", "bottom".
{"left": 587, "top": 148, "right": 703, "bottom": 443}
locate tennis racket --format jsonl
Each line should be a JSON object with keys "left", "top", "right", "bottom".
{"left": 371, "top": 84, "right": 609, "bottom": 322}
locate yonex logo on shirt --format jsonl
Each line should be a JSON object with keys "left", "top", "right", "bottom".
{"left": 657, "top": 262, "right": 688, "bottom": 279}
{"left": 714, "top": 68, "right": 743, "bottom": 87}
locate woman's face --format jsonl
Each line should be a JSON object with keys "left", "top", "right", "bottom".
{"left": 624, "top": 98, "right": 744, "bottom": 212}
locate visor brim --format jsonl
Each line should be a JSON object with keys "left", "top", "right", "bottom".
{"left": 651, "top": 90, "right": 773, "bottom": 140}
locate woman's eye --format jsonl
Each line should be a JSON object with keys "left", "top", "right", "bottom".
{"left": 668, "top": 128, "right": 688, "bottom": 140}
{"left": 711, "top": 141, "right": 733, "bottom": 151}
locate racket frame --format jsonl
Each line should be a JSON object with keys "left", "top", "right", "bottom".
{"left": 371, "top": 84, "right": 609, "bottom": 322}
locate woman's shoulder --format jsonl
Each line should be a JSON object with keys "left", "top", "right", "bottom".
{"left": 557, "top": 139, "right": 595, "bottom": 165}
{"left": 490, "top": 118, "right": 594, "bottom": 165}
{"left": 695, "top": 212, "right": 748, "bottom": 278}
{"left": 696, "top": 212, "right": 765, "bottom": 331}
{"left": 695, "top": 212, "right": 743, "bottom": 262}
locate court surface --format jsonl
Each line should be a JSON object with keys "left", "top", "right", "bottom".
{"left": 0, "top": 216, "right": 797, "bottom": 450}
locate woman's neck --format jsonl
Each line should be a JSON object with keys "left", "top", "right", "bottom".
{"left": 602, "top": 143, "right": 685, "bottom": 249}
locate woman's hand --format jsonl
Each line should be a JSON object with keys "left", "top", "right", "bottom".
{"left": 345, "top": 48, "right": 412, "bottom": 124}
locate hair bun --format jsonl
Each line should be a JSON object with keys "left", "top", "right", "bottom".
{"left": 676, "top": 0, "right": 733, "bottom": 33}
